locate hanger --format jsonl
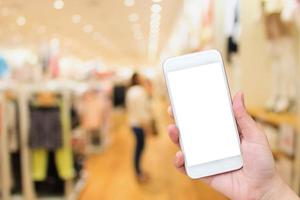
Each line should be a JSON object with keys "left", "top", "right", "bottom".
{"left": 34, "top": 92, "right": 59, "bottom": 107}
{"left": 5, "top": 90, "right": 16, "bottom": 101}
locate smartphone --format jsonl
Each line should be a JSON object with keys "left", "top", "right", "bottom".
{"left": 163, "top": 50, "right": 243, "bottom": 179}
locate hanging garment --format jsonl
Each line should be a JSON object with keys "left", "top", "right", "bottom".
{"left": 0, "top": 101, "right": 2, "bottom": 137}
{"left": 31, "top": 101, "right": 74, "bottom": 181}
{"left": 113, "top": 85, "right": 126, "bottom": 108}
{"left": 71, "top": 107, "right": 80, "bottom": 129}
{"left": 10, "top": 152, "right": 22, "bottom": 193}
{"left": 29, "top": 106, "right": 62, "bottom": 150}
{"left": 48, "top": 55, "right": 60, "bottom": 78}
{"left": 34, "top": 151, "right": 64, "bottom": 196}
{"left": 281, "top": 0, "right": 299, "bottom": 22}
{"left": 56, "top": 103, "right": 74, "bottom": 180}
{"left": 225, "top": 0, "right": 240, "bottom": 62}
{"left": 262, "top": 0, "right": 284, "bottom": 14}
{"left": 77, "top": 90, "right": 105, "bottom": 130}
{"left": 32, "top": 148, "right": 74, "bottom": 181}
{"left": 7, "top": 101, "right": 19, "bottom": 152}
{"left": 227, "top": 37, "right": 239, "bottom": 63}
{"left": 200, "top": 0, "right": 214, "bottom": 48}
{"left": 0, "top": 56, "right": 9, "bottom": 77}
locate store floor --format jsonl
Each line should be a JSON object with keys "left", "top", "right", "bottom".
{"left": 79, "top": 109, "right": 227, "bottom": 200}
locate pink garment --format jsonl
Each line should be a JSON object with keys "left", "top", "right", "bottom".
{"left": 48, "top": 55, "right": 60, "bottom": 78}
{"left": 0, "top": 105, "right": 2, "bottom": 137}
{"left": 77, "top": 90, "right": 105, "bottom": 130}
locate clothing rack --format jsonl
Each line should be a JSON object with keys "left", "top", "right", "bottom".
{"left": 17, "top": 84, "right": 74, "bottom": 200}
{"left": 0, "top": 81, "right": 107, "bottom": 199}
{"left": 0, "top": 94, "right": 11, "bottom": 200}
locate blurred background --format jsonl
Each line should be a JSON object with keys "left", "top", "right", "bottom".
{"left": 0, "top": 0, "right": 300, "bottom": 199}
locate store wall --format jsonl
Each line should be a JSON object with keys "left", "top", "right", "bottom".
{"left": 213, "top": 0, "right": 273, "bottom": 107}
{"left": 240, "top": 0, "right": 273, "bottom": 107}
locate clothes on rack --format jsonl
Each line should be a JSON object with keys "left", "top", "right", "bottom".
{"left": 29, "top": 106, "right": 62, "bottom": 150}
{"left": 0, "top": 101, "right": 3, "bottom": 191}
{"left": 113, "top": 85, "right": 126, "bottom": 108}
{"left": 34, "top": 151, "right": 64, "bottom": 196}
{"left": 262, "top": 0, "right": 283, "bottom": 14}
{"left": 48, "top": 55, "right": 60, "bottom": 78}
{"left": 6, "top": 99, "right": 22, "bottom": 193}
{"left": 77, "top": 90, "right": 105, "bottom": 131}
{"left": 225, "top": 0, "right": 240, "bottom": 63}
{"left": 76, "top": 90, "right": 110, "bottom": 153}
{"left": 0, "top": 56, "right": 9, "bottom": 77}
{"left": 7, "top": 100, "right": 19, "bottom": 152}
{"left": 32, "top": 148, "right": 74, "bottom": 181}
{"left": 29, "top": 97, "right": 74, "bottom": 181}
{"left": 10, "top": 152, "right": 22, "bottom": 193}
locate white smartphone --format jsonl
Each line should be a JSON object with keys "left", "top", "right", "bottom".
{"left": 163, "top": 50, "right": 243, "bottom": 179}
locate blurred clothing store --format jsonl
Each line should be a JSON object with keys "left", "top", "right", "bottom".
{"left": 0, "top": 0, "right": 300, "bottom": 200}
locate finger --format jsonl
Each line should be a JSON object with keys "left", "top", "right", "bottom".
{"left": 232, "top": 92, "right": 263, "bottom": 142}
{"left": 168, "top": 124, "right": 180, "bottom": 146}
{"left": 200, "top": 176, "right": 213, "bottom": 185}
{"left": 168, "top": 106, "right": 174, "bottom": 118}
{"left": 174, "top": 151, "right": 186, "bottom": 174}
{"left": 177, "top": 166, "right": 186, "bottom": 174}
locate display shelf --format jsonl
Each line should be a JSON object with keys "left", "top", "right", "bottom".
{"left": 272, "top": 150, "right": 293, "bottom": 160}
{"left": 248, "top": 107, "right": 298, "bottom": 130}
{"left": 248, "top": 107, "right": 300, "bottom": 193}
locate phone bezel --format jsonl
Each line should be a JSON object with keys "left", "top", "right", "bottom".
{"left": 162, "top": 50, "right": 243, "bottom": 179}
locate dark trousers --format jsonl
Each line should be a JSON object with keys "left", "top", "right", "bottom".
{"left": 132, "top": 127, "right": 145, "bottom": 176}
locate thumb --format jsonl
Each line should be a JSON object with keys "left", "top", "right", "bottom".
{"left": 233, "top": 92, "right": 261, "bottom": 142}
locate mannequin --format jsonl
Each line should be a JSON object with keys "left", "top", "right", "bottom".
{"left": 261, "top": 0, "right": 298, "bottom": 112}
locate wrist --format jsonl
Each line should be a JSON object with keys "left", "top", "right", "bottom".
{"left": 260, "top": 174, "right": 298, "bottom": 200}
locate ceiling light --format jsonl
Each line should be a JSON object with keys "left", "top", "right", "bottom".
{"left": 151, "top": 13, "right": 161, "bottom": 21}
{"left": 72, "top": 14, "right": 81, "bottom": 24}
{"left": 150, "top": 34, "right": 159, "bottom": 39}
{"left": 53, "top": 0, "right": 64, "bottom": 10}
{"left": 124, "top": 0, "right": 134, "bottom": 7}
{"left": 83, "top": 24, "right": 93, "bottom": 33}
{"left": 151, "top": 4, "right": 162, "bottom": 13}
{"left": 149, "top": 33, "right": 159, "bottom": 38}
{"left": 150, "top": 20, "right": 160, "bottom": 27}
{"left": 128, "top": 13, "right": 139, "bottom": 22}
{"left": 16, "top": 16, "right": 26, "bottom": 26}
{"left": 150, "top": 28, "right": 159, "bottom": 34}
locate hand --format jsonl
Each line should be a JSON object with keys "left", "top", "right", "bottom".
{"left": 167, "top": 92, "right": 299, "bottom": 200}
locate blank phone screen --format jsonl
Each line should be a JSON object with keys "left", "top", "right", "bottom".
{"left": 167, "top": 62, "right": 241, "bottom": 167}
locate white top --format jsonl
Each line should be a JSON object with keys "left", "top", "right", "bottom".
{"left": 126, "top": 85, "right": 151, "bottom": 127}
{"left": 262, "top": 0, "right": 283, "bottom": 14}
{"left": 224, "top": 0, "right": 241, "bottom": 41}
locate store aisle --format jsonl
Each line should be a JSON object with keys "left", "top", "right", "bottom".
{"left": 79, "top": 110, "right": 227, "bottom": 200}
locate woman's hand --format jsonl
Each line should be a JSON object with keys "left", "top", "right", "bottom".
{"left": 167, "top": 92, "right": 299, "bottom": 200}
